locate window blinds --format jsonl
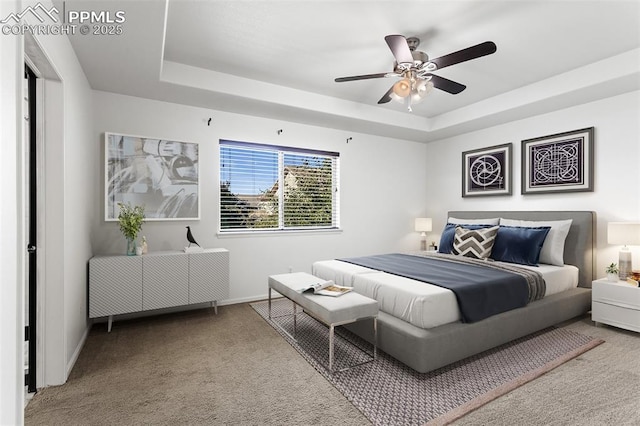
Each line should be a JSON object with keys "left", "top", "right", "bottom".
{"left": 219, "top": 140, "right": 340, "bottom": 231}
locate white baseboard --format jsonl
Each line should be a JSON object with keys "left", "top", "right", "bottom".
{"left": 90, "top": 294, "right": 284, "bottom": 326}
{"left": 217, "top": 293, "right": 283, "bottom": 306}
{"left": 66, "top": 323, "right": 90, "bottom": 379}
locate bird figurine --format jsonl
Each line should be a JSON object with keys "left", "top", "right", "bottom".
{"left": 186, "top": 226, "right": 200, "bottom": 247}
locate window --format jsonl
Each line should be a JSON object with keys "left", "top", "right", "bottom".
{"left": 219, "top": 140, "right": 340, "bottom": 232}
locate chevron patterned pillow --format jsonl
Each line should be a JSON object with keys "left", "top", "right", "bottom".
{"left": 452, "top": 225, "right": 499, "bottom": 259}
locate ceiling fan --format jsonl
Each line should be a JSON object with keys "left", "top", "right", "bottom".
{"left": 335, "top": 35, "right": 497, "bottom": 111}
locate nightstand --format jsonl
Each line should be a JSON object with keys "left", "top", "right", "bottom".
{"left": 592, "top": 278, "right": 640, "bottom": 333}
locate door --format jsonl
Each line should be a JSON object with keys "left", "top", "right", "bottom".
{"left": 24, "top": 64, "right": 37, "bottom": 394}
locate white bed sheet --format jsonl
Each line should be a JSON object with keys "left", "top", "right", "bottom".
{"left": 311, "top": 260, "right": 378, "bottom": 286}
{"left": 352, "top": 272, "right": 460, "bottom": 329}
{"left": 311, "top": 259, "right": 579, "bottom": 329}
{"left": 517, "top": 263, "right": 579, "bottom": 296}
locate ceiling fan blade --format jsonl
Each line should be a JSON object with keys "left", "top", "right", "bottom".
{"left": 427, "top": 74, "right": 466, "bottom": 94}
{"left": 429, "top": 41, "right": 497, "bottom": 70}
{"left": 377, "top": 86, "right": 394, "bottom": 104}
{"left": 335, "top": 72, "right": 391, "bottom": 82}
{"left": 385, "top": 34, "right": 414, "bottom": 64}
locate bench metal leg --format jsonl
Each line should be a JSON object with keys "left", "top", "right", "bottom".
{"left": 267, "top": 287, "right": 300, "bottom": 343}
{"left": 329, "top": 325, "right": 335, "bottom": 372}
{"left": 373, "top": 317, "right": 377, "bottom": 361}
{"left": 325, "top": 316, "right": 377, "bottom": 374}
{"left": 292, "top": 301, "right": 297, "bottom": 338}
{"left": 266, "top": 285, "right": 377, "bottom": 373}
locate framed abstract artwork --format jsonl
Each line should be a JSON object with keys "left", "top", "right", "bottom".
{"left": 105, "top": 132, "right": 200, "bottom": 221}
{"left": 521, "top": 127, "right": 594, "bottom": 194}
{"left": 462, "top": 143, "right": 512, "bottom": 197}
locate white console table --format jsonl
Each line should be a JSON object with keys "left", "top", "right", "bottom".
{"left": 89, "top": 249, "right": 229, "bottom": 331}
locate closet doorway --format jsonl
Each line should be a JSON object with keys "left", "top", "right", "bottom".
{"left": 24, "top": 64, "right": 38, "bottom": 394}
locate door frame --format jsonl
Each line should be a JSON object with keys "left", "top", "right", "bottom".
{"left": 24, "top": 34, "right": 55, "bottom": 389}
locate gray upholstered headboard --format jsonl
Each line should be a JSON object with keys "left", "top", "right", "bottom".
{"left": 447, "top": 211, "right": 596, "bottom": 288}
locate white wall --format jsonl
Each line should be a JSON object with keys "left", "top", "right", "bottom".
{"left": 425, "top": 90, "right": 640, "bottom": 277}
{"left": 92, "top": 91, "right": 428, "bottom": 302}
{"left": 0, "top": 0, "right": 24, "bottom": 423}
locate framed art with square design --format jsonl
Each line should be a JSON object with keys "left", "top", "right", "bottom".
{"left": 521, "top": 127, "right": 594, "bottom": 195}
{"left": 105, "top": 132, "right": 200, "bottom": 221}
{"left": 462, "top": 143, "right": 512, "bottom": 197}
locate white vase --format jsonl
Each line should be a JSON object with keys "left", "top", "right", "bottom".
{"left": 606, "top": 272, "right": 619, "bottom": 282}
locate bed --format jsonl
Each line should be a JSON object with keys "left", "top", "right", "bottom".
{"left": 311, "top": 211, "right": 595, "bottom": 373}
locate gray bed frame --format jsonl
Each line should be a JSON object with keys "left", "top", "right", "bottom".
{"left": 345, "top": 211, "right": 596, "bottom": 374}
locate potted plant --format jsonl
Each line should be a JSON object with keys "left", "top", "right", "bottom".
{"left": 605, "top": 262, "right": 619, "bottom": 282}
{"left": 117, "top": 202, "right": 145, "bottom": 255}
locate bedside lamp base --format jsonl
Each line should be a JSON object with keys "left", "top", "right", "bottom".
{"left": 619, "top": 248, "right": 632, "bottom": 280}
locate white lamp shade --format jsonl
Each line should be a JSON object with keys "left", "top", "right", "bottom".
{"left": 415, "top": 218, "right": 432, "bottom": 233}
{"left": 608, "top": 222, "right": 640, "bottom": 245}
{"left": 410, "top": 80, "right": 434, "bottom": 104}
{"left": 393, "top": 78, "right": 411, "bottom": 97}
{"left": 390, "top": 91, "right": 405, "bottom": 104}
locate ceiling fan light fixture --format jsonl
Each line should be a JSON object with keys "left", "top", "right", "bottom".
{"left": 392, "top": 78, "right": 411, "bottom": 97}
{"left": 389, "top": 92, "right": 403, "bottom": 104}
{"left": 421, "top": 62, "right": 437, "bottom": 72}
{"left": 335, "top": 35, "right": 497, "bottom": 110}
{"left": 411, "top": 80, "right": 434, "bottom": 104}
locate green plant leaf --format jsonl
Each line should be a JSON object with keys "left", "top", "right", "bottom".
{"left": 605, "top": 262, "right": 618, "bottom": 274}
{"left": 117, "top": 202, "right": 145, "bottom": 240}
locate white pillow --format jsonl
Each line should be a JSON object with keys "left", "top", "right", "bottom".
{"left": 448, "top": 217, "right": 500, "bottom": 225}
{"left": 499, "top": 218, "right": 572, "bottom": 266}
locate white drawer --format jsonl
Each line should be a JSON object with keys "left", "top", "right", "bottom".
{"left": 592, "top": 301, "right": 640, "bottom": 333}
{"left": 592, "top": 280, "right": 640, "bottom": 310}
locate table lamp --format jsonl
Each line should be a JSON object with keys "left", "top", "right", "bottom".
{"left": 415, "top": 218, "right": 432, "bottom": 251}
{"left": 608, "top": 222, "right": 640, "bottom": 280}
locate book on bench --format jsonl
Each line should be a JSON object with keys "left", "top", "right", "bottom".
{"left": 297, "top": 280, "right": 353, "bottom": 297}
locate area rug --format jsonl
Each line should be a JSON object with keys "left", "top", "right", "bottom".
{"left": 251, "top": 299, "right": 604, "bottom": 426}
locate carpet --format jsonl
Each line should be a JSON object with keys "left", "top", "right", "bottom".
{"left": 251, "top": 299, "right": 604, "bottom": 426}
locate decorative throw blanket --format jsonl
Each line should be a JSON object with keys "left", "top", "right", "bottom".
{"left": 413, "top": 251, "right": 547, "bottom": 302}
{"left": 337, "top": 252, "right": 545, "bottom": 323}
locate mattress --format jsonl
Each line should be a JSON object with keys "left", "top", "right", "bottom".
{"left": 517, "top": 263, "right": 579, "bottom": 296}
{"left": 311, "top": 259, "right": 579, "bottom": 329}
{"left": 311, "top": 259, "right": 378, "bottom": 286}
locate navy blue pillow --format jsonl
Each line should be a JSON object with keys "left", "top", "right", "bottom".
{"left": 490, "top": 226, "right": 551, "bottom": 266}
{"left": 438, "top": 223, "right": 495, "bottom": 254}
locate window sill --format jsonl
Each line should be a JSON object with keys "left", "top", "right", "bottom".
{"left": 217, "top": 228, "right": 342, "bottom": 238}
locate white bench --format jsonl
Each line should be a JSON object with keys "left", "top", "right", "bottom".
{"left": 268, "top": 272, "right": 378, "bottom": 372}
